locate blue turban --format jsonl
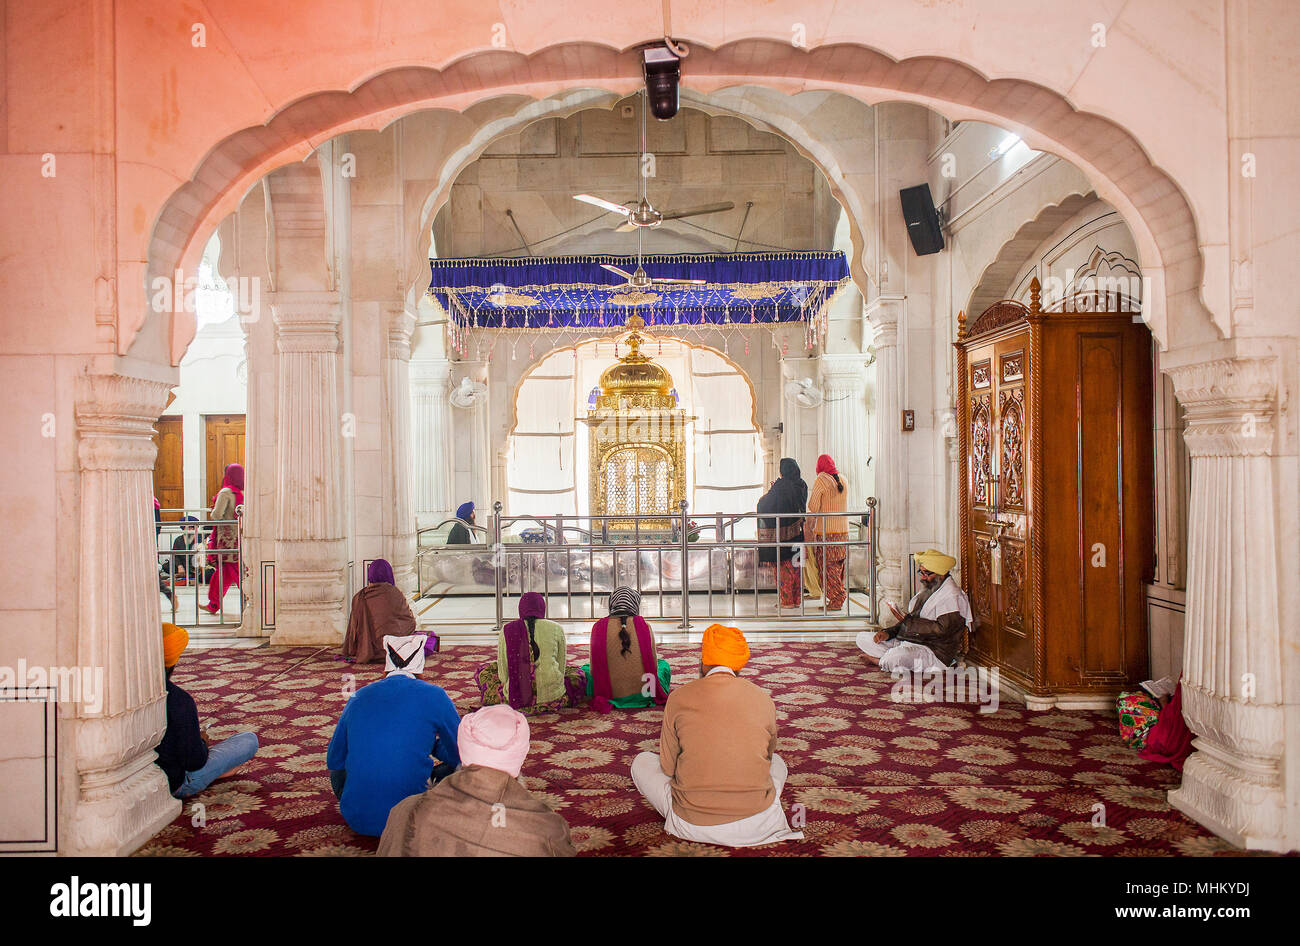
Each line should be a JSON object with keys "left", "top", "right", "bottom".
{"left": 456, "top": 501, "right": 475, "bottom": 521}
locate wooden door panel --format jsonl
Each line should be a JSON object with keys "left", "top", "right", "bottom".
{"left": 152, "top": 416, "right": 184, "bottom": 520}
{"left": 205, "top": 414, "right": 246, "bottom": 506}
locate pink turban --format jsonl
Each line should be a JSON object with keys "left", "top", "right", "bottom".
{"left": 457, "top": 705, "right": 530, "bottom": 777}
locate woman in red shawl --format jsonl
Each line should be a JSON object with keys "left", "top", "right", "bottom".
{"left": 806, "top": 454, "right": 850, "bottom": 610}
{"left": 202, "top": 463, "right": 244, "bottom": 615}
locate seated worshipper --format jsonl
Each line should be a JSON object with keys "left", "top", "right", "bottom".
{"left": 377, "top": 705, "right": 577, "bottom": 857}
{"left": 156, "top": 623, "right": 260, "bottom": 798}
{"left": 341, "top": 558, "right": 418, "bottom": 663}
{"left": 161, "top": 516, "right": 209, "bottom": 582}
{"left": 806, "top": 454, "right": 850, "bottom": 610}
{"left": 757, "top": 458, "right": 807, "bottom": 609}
{"left": 477, "top": 592, "right": 587, "bottom": 714}
{"left": 447, "top": 501, "right": 476, "bottom": 545}
{"left": 856, "top": 548, "right": 972, "bottom": 673}
{"left": 631, "top": 624, "right": 803, "bottom": 848}
{"left": 583, "top": 586, "right": 671, "bottom": 713}
{"left": 326, "top": 634, "right": 462, "bottom": 837}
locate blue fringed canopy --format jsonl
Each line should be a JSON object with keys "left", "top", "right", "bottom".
{"left": 427, "top": 251, "right": 849, "bottom": 331}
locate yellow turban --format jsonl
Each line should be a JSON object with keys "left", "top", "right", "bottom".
{"left": 162, "top": 623, "right": 189, "bottom": 668}
{"left": 915, "top": 548, "right": 957, "bottom": 576}
{"left": 701, "top": 624, "right": 750, "bottom": 671}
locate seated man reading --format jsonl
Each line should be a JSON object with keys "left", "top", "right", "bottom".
{"left": 326, "top": 634, "right": 461, "bottom": 837}
{"left": 856, "top": 548, "right": 972, "bottom": 673}
{"left": 377, "top": 704, "right": 576, "bottom": 857}
{"left": 630, "top": 624, "right": 803, "bottom": 848}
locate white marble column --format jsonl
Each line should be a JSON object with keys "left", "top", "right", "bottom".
{"left": 1164, "top": 344, "right": 1297, "bottom": 851}
{"left": 386, "top": 307, "right": 417, "bottom": 593}
{"left": 271, "top": 292, "right": 348, "bottom": 644}
{"left": 410, "top": 357, "right": 454, "bottom": 526}
{"left": 865, "top": 296, "right": 908, "bottom": 610}
{"left": 820, "top": 352, "right": 871, "bottom": 511}
{"left": 779, "top": 356, "right": 822, "bottom": 468}
{"left": 68, "top": 373, "right": 180, "bottom": 855}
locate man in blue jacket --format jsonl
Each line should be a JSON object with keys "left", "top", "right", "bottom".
{"left": 327, "top": 634, "right": 461, "bottom": 836}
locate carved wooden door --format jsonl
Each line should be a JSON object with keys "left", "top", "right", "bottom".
{"left": 964, "top": 329, "right": 1033, "bottom": 677}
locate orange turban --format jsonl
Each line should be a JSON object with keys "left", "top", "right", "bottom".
{"left": 701, "top": 624, "right": 750, "bottom": 671}
{"left": 162, "top": 623, "right": 189, "bottom": 668}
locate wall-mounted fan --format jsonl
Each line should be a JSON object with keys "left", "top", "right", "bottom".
{"left": 449, "top": 377, "right": 488, "bottom": 409}
{"left": 784, "top": 377, "right": 824, "bottom": 408}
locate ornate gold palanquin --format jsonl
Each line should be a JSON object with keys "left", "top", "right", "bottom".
{"left": 955, "top": 278, "right": 1154, "bottom": 706}
{"left": 589, "top": 315, "right": 687, "bottom": 529}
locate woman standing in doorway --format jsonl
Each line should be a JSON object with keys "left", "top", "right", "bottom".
{"left": 202, "top": 463, "right": 244, "bottom": 615}
{"left": 806, "top": 454, "right": 850, "bottom": 610}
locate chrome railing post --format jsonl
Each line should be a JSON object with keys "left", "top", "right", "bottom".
{"left": 493, "top": 500, "right": 504, "bottom": 633}
{"left": 867, "top": 496, "right": 879, "bottom": 626}
{"left": 678, "top": 499, "right": 691, "bottom": 630}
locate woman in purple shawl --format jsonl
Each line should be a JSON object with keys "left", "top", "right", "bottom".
{"left": 477, "top": 592, "right": 587, "bottom": 715}
{"left": 341, "top": 559, "right": 418, "bottom": 663}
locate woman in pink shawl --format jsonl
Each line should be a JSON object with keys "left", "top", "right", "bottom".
{"left": 202, "top": 463, "right": 244, "bottom": 615}
{"left": 583, "top": 587, "right": 670, "bottom": 714}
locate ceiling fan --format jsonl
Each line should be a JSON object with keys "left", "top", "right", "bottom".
{"left": 574, "top": 92, "right": 727, "bottom": 290}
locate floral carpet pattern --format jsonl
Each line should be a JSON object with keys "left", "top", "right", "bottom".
{"left": 136, "top": 643, "right": 1244, "bottom": 857}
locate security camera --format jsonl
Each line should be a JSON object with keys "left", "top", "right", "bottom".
{"left": 642, "top": 45, "right": 681, "bottom": 120}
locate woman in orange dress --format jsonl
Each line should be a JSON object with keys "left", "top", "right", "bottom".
{"left": 806, "top": 454, "right": 850, "bottom": 610}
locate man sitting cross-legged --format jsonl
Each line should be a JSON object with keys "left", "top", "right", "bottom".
{"left": 377, "top": 704, "right": 576, "bottom": 857}
{"left": 856, "top": 548, "right": 973, "bottom": 673}
{"left": 326, "top": 634, "right": 461, "bottom": 837}
{"left": 157, "top": 623, "right": 260, "bottom": 798}
{"left": 630, "top": 624, "right": 803, "bottom": 848}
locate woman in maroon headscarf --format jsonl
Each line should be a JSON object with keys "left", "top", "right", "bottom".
{"left": 341, "top": 559, "right": 419, "bottom": 663}
{"left": 806, "top": 454, "right": 850, "bottom": 610}
{"left": 202, "top": 463, "right": 244, "bottom": 615}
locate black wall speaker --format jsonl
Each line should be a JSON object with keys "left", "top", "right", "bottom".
{"left": 899, "top": 183, "right": 945, "bottom": 256}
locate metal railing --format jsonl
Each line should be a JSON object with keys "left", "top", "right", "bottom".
{"left": 459, "top": 498, "right": 879, "bottom": 631}
{"left": 156, "top": 507, "right": 244, "bottom": 628}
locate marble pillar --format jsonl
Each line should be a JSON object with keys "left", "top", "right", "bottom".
{"left": 820, "top": 352, "right": 871, "bottom": 512}
{"left": 386, "top": 307, "right": 417, "bottom": 593}
{"left": 779, "top": 356, "right": 822, "bottom": 469}
{"left": 865, "top": 296, "right": 907, "bottom": 610}
{"left": 1164, "top": 343, "right": 1297, "bottom": 851}
{"left": 271, "top": 292, "right": 348, "bottom": 644}
{"left": 410, "top": 357, "right": 454, "bottom": 527}
{"left": 68, "top": 372, "right": 180, "bottom": 855}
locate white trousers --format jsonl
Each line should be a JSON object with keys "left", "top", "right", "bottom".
{"left": 856, "top": 630, "right": 946, "bottom": 674}
{"left": 630, "top": 751, "right": 803, "bottom": 848}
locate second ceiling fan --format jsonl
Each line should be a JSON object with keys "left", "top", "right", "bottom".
{"left": 575, "top": 92, "right": 731, "bottom": 289}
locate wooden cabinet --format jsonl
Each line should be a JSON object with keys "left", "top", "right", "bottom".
{"left": 955, "top": 279, "right": 1153, "bottom": 706}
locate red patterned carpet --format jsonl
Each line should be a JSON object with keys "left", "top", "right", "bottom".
{"left": 136, "top": 642, "right": 1241, "bottom": 857}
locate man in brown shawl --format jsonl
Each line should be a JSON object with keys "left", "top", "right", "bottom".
{"left": 377, "top": 704, "right": 576, "bottom": 857}
{"left": 342, "top": 558, "right": 418, "bottom": 663}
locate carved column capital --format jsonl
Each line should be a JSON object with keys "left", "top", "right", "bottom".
{"left": 270, "top": 291, "right": 342, "bottom": 354}
{"left": 1165, "top": 354, "right": 1279, "bottom": 457}
{"left": 386, "top": 306, "right": 418, "bottom": 362}
{"left": 75, "top": 373, "right": 173, "bottom": 472}
{"left": 864, "top": 293, "right": 904, "bottom": 348}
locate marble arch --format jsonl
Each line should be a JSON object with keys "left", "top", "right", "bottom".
{"left": 140, "top": 40, "right": 1220, "bottom": 370}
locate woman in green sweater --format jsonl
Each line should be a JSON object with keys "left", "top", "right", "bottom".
{"left": 477, "top": 592, "right": 587, "bottom": 715}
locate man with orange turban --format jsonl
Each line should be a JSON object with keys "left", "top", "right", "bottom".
{"left": 156, "top": 623, "right": 259, "bottom": 798}
{"left": 630, "top": 624, "right": 803, "bottom": 847}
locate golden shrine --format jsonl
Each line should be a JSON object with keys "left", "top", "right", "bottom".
{"left": 588, "top": 314, "right": 687, "bottom": 529}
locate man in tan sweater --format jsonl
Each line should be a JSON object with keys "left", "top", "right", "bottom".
{"left": 630, "top": 624, "right": 803, "bottom": 847}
